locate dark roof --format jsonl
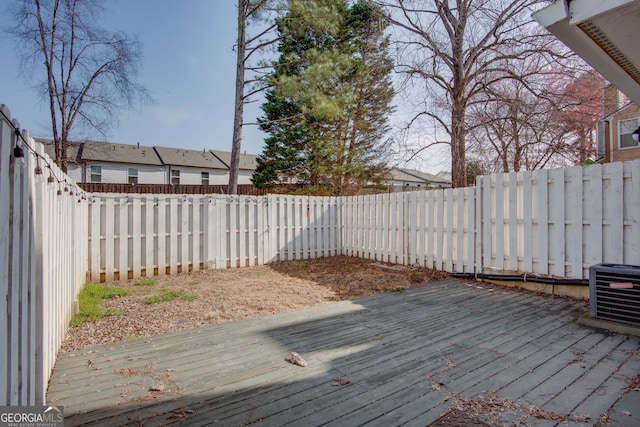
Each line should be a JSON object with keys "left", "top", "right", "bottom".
{"left": 391, "top": 167, "right": 450, "bottom": 184}
{"left": 34, "top": 139, "right": 259, "bottom": 171}
{"left": 81, "top": 141, "right": 163, "bottom": 166}
{"left": 210, "top": 150, "right": 257, "bottom": 171}
{"left": 154, "top": 146, "right": 228, "bottom": 169}
{"left": 34, "top": 138, "right": 83, "bottom": 164}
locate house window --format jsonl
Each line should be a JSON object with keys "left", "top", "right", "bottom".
{"left": 619, "top": 117, "right": 640, "bottom": 149}
{"left": 201, "top": 171, "right": 210, "bottom": 185}
{"left": 596, "top": 121, "right": 605, "bottom": 160}
{"left": 128, "top": 168, "right": 138, "bottom": 184}
{"left": 90, "top": 165, "right": 101, "bottom": 182}
{"left": 171, "top": 169, "right": 180, "bottom": 185}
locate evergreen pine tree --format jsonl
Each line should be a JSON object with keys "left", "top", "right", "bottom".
{"left": 252, "top": 1, "right": 395, "bottom": 195}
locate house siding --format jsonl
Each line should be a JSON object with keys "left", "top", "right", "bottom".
{"left": 611, "top": 104, "right": 640, "bottom": 162}
{"left": 137, "top": 166, "right": 166, "bottom": 184}
{"left": 173, "top": 167, "right": 208, "bottom": 185}
{"left": 66, "top": 164, "right": 83, "bottom": 183}
{"left": 85, "top": 162, "right": 166, "bottom": 184}
{"left": 600, "top": 86, "right": 640, "bottom": 164}
{"left": 209, "top": 170, "right": 228, "bottom": 185}
{"left": 165, "top": 167, "right": 230, "bottom": 185}
{"left": 237, "top": 170, "right": 254, "bottom": 185}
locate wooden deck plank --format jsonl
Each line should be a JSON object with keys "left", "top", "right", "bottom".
{"left": 570, "top": 339, "right": 640, "bottom": 418}
{"left": 56, "top": 286, "right": 552, "bottom": 422}
{"left": 314, "top": 307, "right": 584, "bottom": 426}
{"left": 71, "top": 286, "right": 544, "bottom": 426}
{"left": 181, "top": 298, "right": 553, "bottom": 425}
{"left": 496, "top": 331, "right": 613, "bottom": 400}
{"left": 171, "top": 299, "right": 579, "bottom": 426}
{"left": 519, "top": 333, "right": 626, "bottom": 406}
{"left": 542, "top": 337, "right": 640, "bottom": 415}
{"left": 46, "top": 279, "right": 640, "bottom": 427}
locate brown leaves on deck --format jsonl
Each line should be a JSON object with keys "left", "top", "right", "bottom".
{"left": 331, "top": 377, "right": 350, "bottom": 386}
{"left": 286, "top": 352, "right": 307, "bottom": 367}
{"left": 444, "top": 355, "right": 457, "bottom": 369}
{"left": 444, "top": 391, "right": 592, "bottom": 425}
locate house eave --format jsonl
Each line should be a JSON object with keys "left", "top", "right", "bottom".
{"left": 534, "top": 0, "right": 640, "bottom": 105}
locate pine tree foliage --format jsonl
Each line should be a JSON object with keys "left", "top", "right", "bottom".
{"left": 252, "top": 1, "right": 395, "bottom": 195}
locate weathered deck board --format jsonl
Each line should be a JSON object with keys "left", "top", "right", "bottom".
{"left": 47, "top": 279, "right": 640, "bottom": 426}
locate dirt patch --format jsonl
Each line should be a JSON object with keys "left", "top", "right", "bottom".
{"left": 61, "top": 256, "right": 448, "bottom": 352}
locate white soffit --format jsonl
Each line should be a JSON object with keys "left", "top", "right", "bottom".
{"left": 534, "top": 0, "right": 640, "bottom": 105}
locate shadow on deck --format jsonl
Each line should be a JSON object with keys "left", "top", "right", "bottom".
{"left": 47, "top": 279, "right": 640, "bottom": 426}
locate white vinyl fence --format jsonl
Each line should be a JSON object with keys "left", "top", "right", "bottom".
{"left": 341, "top": 188, "right": 477, "bottom": 272}
{"left": 87, "top": 161, "right": 640, "bottom": 282}
{"left": 2, "top": 101, "right": 640, "bottom": 406}
{"left": 1, "top": 105, "right": 88, "bottom": 406}
{"left": 87, "top": 194, "right": 342, "bottom": 281}
{"left": 476, "top": 163, "right": 640, "bottom": 279}
{"left": 341, "top": 162, "right": 640, "bottom": 278}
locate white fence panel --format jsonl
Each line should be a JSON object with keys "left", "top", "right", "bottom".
{"left": 338, "top": 187, "right": 476, "bottom": 273}
{"left": 477, "top": 162, "right": 640, "bottom": 279}
{"left": 1, "top": 105, "right": 88, "bottom": 405}
{"left": 265, "top": 194, "right": 339, "bottom": 262}
{"left": 88, "top": 193, "right": 346, "bottom": 277}
{"left": 624, "top": 161, "right": 640, "bottom": 264}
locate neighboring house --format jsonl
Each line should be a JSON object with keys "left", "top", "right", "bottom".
{"left": 154, "top": 147, "right": 229, "bottom": 185}
{"left": 387, "top": 167, "right": 452, "bottom": 189}
{"left": 34, "top": 139, "right": 261, "bottom": 186}
{"left": 210, "top": 150, "right": 258, "bottom": 185}
{"left": 596, "top": 85, "right": 640, "bottom": 164}
{"left": 81, "top": 141, "right": 165, "bottom": 184}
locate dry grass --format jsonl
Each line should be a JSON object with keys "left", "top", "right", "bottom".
{"left": 61, "top": 256, "right": 448, "bottom": 352}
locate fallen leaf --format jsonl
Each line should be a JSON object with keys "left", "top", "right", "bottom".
{"left": 286, "top": 352, "right": 307, "bottom": 367}
{"left": 149, "top": 383, "right": 165, "bottom": 392}
{"left": 331, "top": 378, "right": 349, "bottom": 386}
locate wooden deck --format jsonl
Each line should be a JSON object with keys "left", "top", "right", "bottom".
{"left": 47, "top": 279, "right": 640, "bottom": 426}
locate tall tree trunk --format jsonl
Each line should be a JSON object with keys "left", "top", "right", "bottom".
{"left": 229, "top": 1, "right": 247, "bottom": 195}
{"left": 450, "top": 103, "right": 467, "bottom": 188}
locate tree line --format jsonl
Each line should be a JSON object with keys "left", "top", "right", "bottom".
{"left": 8, "top": 0, "right": 602, "bottom": 194}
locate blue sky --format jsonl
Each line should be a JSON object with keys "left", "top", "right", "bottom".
{"left": 0, "top": 1, "right": 452, "bottom": 174}
{"left": 0, "top": 0, "right": 268, "bottom": 156}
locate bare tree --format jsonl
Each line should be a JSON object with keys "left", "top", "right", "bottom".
{"left": 8, "top": 0, "right": 150, "bottom": 172}
{"left": 553, "top": 70, "right": 604, "bottom": 164}
{"left": 370, "top": 0, "right": 571, "bottom": 187}
{"left": 467, "top": 65, "right": 602, "bottom": 173}
{"left": 229, "top": 0, "right": 276, "bottom": 195}
{"left": 467, "top": 79, "right": 569, "bottom": 173}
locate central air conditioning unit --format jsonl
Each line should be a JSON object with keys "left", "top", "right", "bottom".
{"left": 589, "top": 263, "right": 640, "bottom": 327}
